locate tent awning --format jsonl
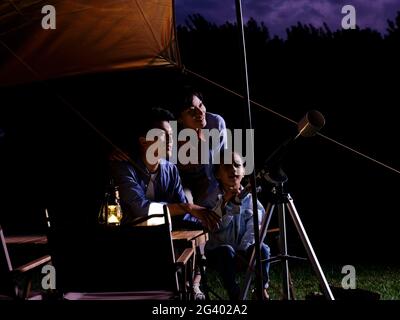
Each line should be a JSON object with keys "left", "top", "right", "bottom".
{"left": 0, "top": 0, "right": 179, "bottom": 86}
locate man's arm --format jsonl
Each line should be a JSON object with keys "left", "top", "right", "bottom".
{"left": 170, "top": 164, "right": 189, "bottom": 204}
{"left": 111, "top": 161, "right": 152, "bottom": 222}
{"left": 168, "top": 164, "right": 221, "bottom": 230}
{"left": 113, "top": 161, "right": 220, "bottom": 229}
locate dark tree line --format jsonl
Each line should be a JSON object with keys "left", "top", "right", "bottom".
{"left": 177, "top": 13, "right": 400, "bottom": 263}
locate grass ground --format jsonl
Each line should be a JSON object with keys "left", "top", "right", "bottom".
{"left": 205, "top": 263, "right": 400, "bottom": 300}
{"left": 8, "top": 261, "right": 399, "bottom": 300}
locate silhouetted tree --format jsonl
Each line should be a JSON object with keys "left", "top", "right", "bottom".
{"left": 386, "top": 11, "right": 400, "bottom": 42}
{"left": 176, "top": 13, "right": 400, "bottom": 263}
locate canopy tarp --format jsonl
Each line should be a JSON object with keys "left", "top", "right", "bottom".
{"left": 0, "top": 0, "right": 179, "bottom": 86}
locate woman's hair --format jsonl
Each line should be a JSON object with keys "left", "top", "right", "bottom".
{"left": 173, "top": 86, "right": 204, "bottom": 117}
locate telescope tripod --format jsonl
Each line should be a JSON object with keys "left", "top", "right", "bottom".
{"left": 240, "top": 172, "right": 334, "bottom": 300}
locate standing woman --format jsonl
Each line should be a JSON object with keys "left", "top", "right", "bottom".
{"left": 174, "top": 87, "right": 227, "bottom": 210}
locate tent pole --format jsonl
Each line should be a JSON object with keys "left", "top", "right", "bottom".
{"left": 235, "top": 0, "right": 264, "bottom": 301}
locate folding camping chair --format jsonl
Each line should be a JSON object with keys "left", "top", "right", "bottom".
{"left": 46, "top": 205, "right": 194, "bottom": 300}
{"left": 0, "top": 224, "right": 51, "bottom": 300}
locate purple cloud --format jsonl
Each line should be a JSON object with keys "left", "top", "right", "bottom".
{"left": 175, "top": 0, "right": 400, "bottom": 37}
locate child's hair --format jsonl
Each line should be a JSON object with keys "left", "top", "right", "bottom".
{"left": 213, "top": 149, "right": 244, "bottom": 178}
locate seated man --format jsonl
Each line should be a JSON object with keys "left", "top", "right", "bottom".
{"left": 111, "top": 107, "right": 220, "bottom": 230}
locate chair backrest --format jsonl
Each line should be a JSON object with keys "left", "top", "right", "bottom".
{"left": 0, "top": 225, "right": 13, "bottom": 273}
{"left": 1, "top": 225, "right": 51, "bottom": 299}
{"left": 0, "top": 225, "right": 16, "bottom": 298}
{"left": 47, "top": 206, "right": 179, "bottom": 294}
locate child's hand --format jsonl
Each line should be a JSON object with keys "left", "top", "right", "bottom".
{"left": 223, "top": 186, "right": 241, "bottom": 204}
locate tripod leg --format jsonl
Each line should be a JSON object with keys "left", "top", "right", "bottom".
{"left": 285, "top": 195, "right": 334, "bottom": 300}
{"left": 239, "top": 202, "right": 274, "bottom": 300}
{"left": 278, "top": 203, "right": 291, "bottom": 300}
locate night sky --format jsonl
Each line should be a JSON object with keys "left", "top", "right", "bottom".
{"left": 175, "top": 0, "right": 400, "bottom": 37}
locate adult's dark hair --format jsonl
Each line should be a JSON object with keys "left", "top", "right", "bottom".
{"left": 173, "top": 86, "right": 204, "bottom": 117}
{"left": 136, "top": 107, "right": 175, "bottom": 138}
{"left": 120, "top": 107, "right": 175, "bottom": 155}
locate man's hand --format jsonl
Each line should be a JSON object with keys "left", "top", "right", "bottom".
{"left": 167, "top": 203, "right": 221, "bottom": 231}
{"left": 190, "top": 207, "right": 221, "bottom": 232}
{"left": 179, "top": 203, "right": 221, "bottom": 232}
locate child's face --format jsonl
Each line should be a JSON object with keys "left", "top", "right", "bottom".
{"left": 216, "top": 152, "right": 245, "bottom": 192}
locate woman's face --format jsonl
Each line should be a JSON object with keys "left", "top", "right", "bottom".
{"left": 179, "top": 95, "right": 207, "bottom": 130}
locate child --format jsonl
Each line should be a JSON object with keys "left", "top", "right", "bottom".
{"left": 204, "top": 151, "right": 270, "bottom": 300}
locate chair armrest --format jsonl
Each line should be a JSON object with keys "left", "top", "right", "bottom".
{"left": 128, "top": 214, "right": 165, "bottom": 226}
{"left": 12, "top": 255, "right": 51, "bottom": 274}
{"left": 176, "top": 248, "right": 194, "bottom": 266}
{"left": 127, "top": 204, "right": 172, "bottom": 227}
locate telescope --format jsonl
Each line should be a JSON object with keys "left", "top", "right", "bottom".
{"left": 262, "top": 110, "right": 325, "bottom": 183}
{"left": 240, "top": 109, "right": 334, "bottom": 301}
